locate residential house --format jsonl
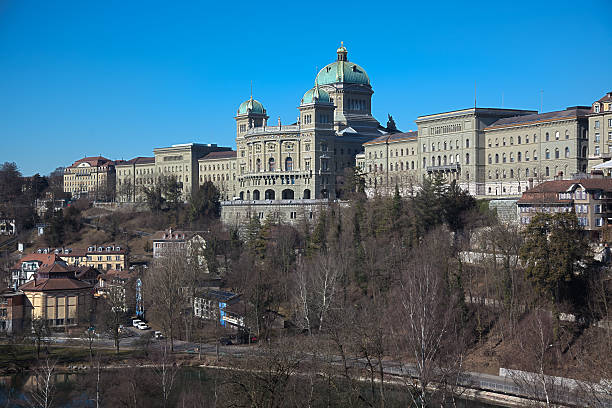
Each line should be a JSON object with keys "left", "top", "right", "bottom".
{"left": 0, "top": 288, "right": 25, "bottom": 334}
{"left": 517, "top": 176, "right": 612, "bottom": 241}
{"left": 20, "top": 259, "right": 93, "bottom": 329}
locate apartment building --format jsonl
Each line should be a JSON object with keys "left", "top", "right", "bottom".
{"left": 115, "top": 157, "right": 155, "bottom": 202}
{"left": 587, "top": 91, "right": 612, "bottom": 171}
{"left": 198, "top": 150, "right": 238, "bottom": 200}
{"left": 517, "top": 177, "right": 612, "bottom": 241}
{"left": 63, "top": 156, "right": 115, "bottom": 200}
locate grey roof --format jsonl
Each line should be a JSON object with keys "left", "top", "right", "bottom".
{"left": 487, "top": 107, "right": 590, "bottom": 129}
{"left": 200, "top": 151, "right": 237, "bottom": 160}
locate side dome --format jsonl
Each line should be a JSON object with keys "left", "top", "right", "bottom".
{"left": 237, "top": 98, "right": 265, "bottom": 115}
{"left": 301, "top": 86, "right": 331, "bottom": 105}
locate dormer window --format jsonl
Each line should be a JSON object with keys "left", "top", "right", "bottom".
{"left": 352, "top": 65, "right": 357, "bottom": 72}
{"left": 594, "top": 104, "right": 600, "bottom": 113}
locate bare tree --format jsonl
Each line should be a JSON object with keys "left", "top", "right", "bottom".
{"left": 145, "top": 246, "right": 187, "bottom": 351}
{"left": 153, "top": 345, "right": 179, "bottom": 408}
{"left": 27, "top": 358, "right": 57, "bottom": 408}
{"left": 391, "top": 230, "right": 464, "bottom": 408}
{"left": 97, "top": 284, "right": 128, "bottom": 353}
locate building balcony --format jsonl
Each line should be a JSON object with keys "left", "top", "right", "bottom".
{"left": 426, "top": 163, "right": 461, "bottom": 172}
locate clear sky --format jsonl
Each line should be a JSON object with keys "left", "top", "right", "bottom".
{"left": 1, "top": 0, "right": 611, "bottom": 176}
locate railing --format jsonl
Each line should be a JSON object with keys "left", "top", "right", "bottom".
{"left": 240, "top": 170, "right": 313, "bottom": 178}
{"left": 245, "top": 125, "right": 300, "bottom": 135}
{"left": 426, "top": 163, "right": 461, "bottom": 172}
{"left": 221, "top": 199, "right": 338, "bottom": 206}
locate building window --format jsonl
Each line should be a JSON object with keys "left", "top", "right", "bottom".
{"left": 465, "top": 153, "right": 469, "bottom": 164}
{"left": 595, "top": 120, "right": 600, "bottom": 129}
{"left": 495, "top": 154, "right": 499, "bottom": 164}
{"left": 465, "top": 139, "right": 470, "bottom": 148}
{"left": 595, "top": 133, "right": 601, "bottom": 142}
{"left": 545, "top": 167, "right": 550, "bottom": 176}
{"left": 555, "top": 131, "right": 560, "bottom": 140}
{"left": 518, "top": 152, "right": 522, "bottom": 162}
{"left": 595, "top": 146, "right": 601, "bottom": 156}
{"left": 518, "top": 136, "right": 522, "bottom": 144}
{"left": 595, "top": 104, "right": 600, "bottom": 113}
{"left": 545, "top": 149, "right": 550, "bottom": 159}
{"left": 565, "top": 147, "right": 570, "bottom": 158}
{"left": 545, "top": 132, "right": 550, "bottom": 141}
{"left": 555, "top": 148, "right": 559, "bottom": 159}
{"left": 285, "top": 157, "right": 293, "bottom": 171}
{"left": 268, "top": 158, "right": 275, "bottom": 171}
{"left": 488, "top": 154, "right": 492, "bottom": 164}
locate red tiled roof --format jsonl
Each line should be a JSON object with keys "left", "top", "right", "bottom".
{"left": 518, "top": 178, "right": 612, "bottom": 203}
{"left": 99, "top": 269, "right": 132, "bottom": 281}
{"left": 200, "top": 151, "right": 237, "bottom": 161}
{"left": 11, "top": 254, "right": 61, "bottom": 270}
{"left": 68, "top": 156, "right": 113, "bottom": 168}
{"left": 20, "top": 276, "right": 92, "bottom": 291}
{"left": 596, "top": 92, "right": 612, "bottom": 103}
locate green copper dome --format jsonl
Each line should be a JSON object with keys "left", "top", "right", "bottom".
{"left": 316, "top": 61, "right": 370, "bottom": 85}
{"left": 237, "top": 98, "right": 265, "bottom": 115}
{"left": 301, "top": 86, "right": 331, "bottom": 105}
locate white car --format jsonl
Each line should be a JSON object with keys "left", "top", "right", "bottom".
{"left": 137, "top": 322, "right": 150, "bottom": 330}
{"left": 132, "top": 319, "right": 142, "bottom": 327}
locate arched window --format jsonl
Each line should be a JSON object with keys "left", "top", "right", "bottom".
{"left": 503, "top": 137, "right": 506, "bottom": 146}
{"left": 432, "top": 143, "right": 435, "bottom": 151}
{"left": 444, "top": 142, "right": 447, "bottom": 150}
{"left": 256, "top": 158, "right": 261, "bottom": 172}
{"left": 465, "top": 153, "right": 470, "bottom": 164}
{"left": 545, "top": 167, "right": 550, "bottom": 177}
{"left": 518, "top": 135, "right": 522, "bottom": 144}
{"left": 282, "top": 189, "right": 294, "bottom": 199}
{"left": 546, "top": 132, "right": 550, "bottom": 141}
{"left": 449, "top": 155, "right": 454, "bottom": 164}
{"left": 488, "top": 139, "right": 492, "bottom": 147}
{"left": 533, "top": 150, "right": 538, "bottom": 160}
{"left": 526, "top": 168, "right": 530, "bottom": 177}
{"left": 555, "top": 131, "right": 560, "bottom": 140}
{"left": 443, "top": 155, "right": 447, "bottom": 165}
{"left": 510, "top": 152, "right": 514, "bottom": 162}
{"left": 545, "top": 149, "right": 550, "bottom": 159}
{"left": 465, "top": 139, "right": 470, "bottom": 148}
{"left": 555, "top": 148, "right": 559, "bottom": 159}
{"left": 268, "top": 157, "right": 275, "bottom": 171}
{"left": 252, "top": 190, "right": 260, "bottom": 200}
{"left": 411, "top": 161, "right": 415, "bottom": 170}
{"left": 565, "top": 130, "right": 570, "bottom": 139}
{"left": 285, "top": 157, "right": 293, "bottom": 171}
{"left": 582, "top": 146, "right": 587, "bottom": 157}
{"left": 502, "top": 153, "right": 507, "bottom": 163}
{"left": 265, "top": 189, "right": 275, "bottom": 200}
{"left": 565, "top": 147, "right": 570, "bottom": 158}
{"left": 488, "top": 170, "right": 492, "bottom": 179}
{"left": 488, "top": 154, "right": 492, "bottom": 164}
{"left": 303, "top": 189, "right": 311, "bottom": 199}
{"left": 456, "top": 154, "right": 460, "bottom": 164}
{"left": 495, "top": 154, "right": 499, "bottom": 163}
{"left": 510, "top": 169, "right": 514, "bottom": 178}
{"left": 518, "top": 152, "right": 522, "bottom": 162}
{"left": 423, "top": 158, "right": 427, "bottom": 168}
{"left": 510, "top": 137, "right": 514, "bottom": 145}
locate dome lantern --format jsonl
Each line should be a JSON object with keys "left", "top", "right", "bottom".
{"left": 337, "top": 41, "right": 348, "bottom": 61}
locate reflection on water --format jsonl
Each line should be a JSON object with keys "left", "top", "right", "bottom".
{"left": 0, "top": 368, "right": 502, "bottom": 407}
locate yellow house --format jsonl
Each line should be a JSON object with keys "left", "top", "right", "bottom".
{"left": 20, "top": 260, "right": 93, "bottom": 329}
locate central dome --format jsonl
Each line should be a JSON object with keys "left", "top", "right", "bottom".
{"left": 315, "top": 44, "right": 370, "bottom": 86}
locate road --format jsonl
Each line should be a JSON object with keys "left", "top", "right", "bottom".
{"left": 42, "top": 330, "right": 611, "bottom": 408}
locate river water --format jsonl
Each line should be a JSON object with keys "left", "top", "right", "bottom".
{"left": 0, "top": 367, "right": 503, "bottom": 407}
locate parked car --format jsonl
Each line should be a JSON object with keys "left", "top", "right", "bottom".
{"left": 132, "top": 319, "right": 142, "bottom": 327}
{"left": 154, "top": 331, "right": 163, "bottom": 339}
{"left": 137, "top": 322, "right": 150, "bottom": 330}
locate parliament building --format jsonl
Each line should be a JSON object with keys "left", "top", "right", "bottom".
{"left": 79, "top": 44, "right": 610, "bottom": 226}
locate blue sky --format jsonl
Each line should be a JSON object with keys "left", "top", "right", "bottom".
{"left": 1, "top": 0, "right": 610, "bottom": 176}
